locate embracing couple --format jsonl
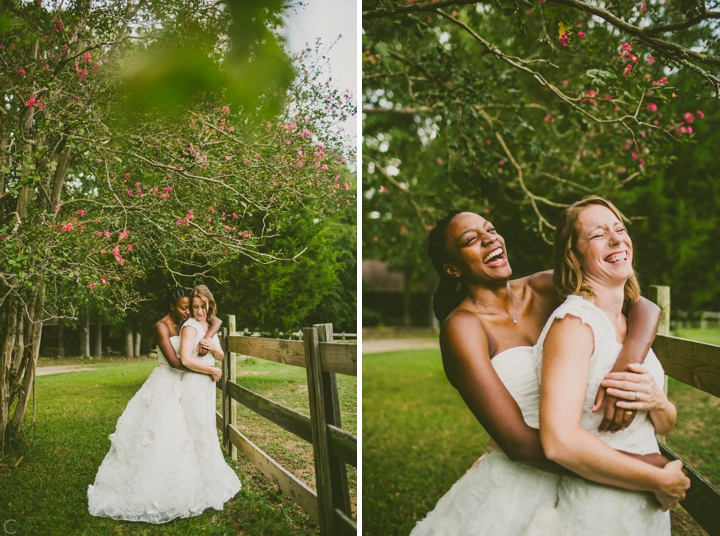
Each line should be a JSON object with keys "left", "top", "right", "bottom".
{"left": 411, "top": 196, "right": 690, "bottom": 535}
{"left": 87, "top": 285, "right": 241, "bottom": 523}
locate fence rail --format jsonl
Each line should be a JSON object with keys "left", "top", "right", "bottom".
{"left": 216, "top": 318, "right": 357, "bottom": 536}
{"left": 649, "top": 285, "right": 720, "bottom": 536}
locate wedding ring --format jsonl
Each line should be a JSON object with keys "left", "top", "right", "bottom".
{"left": 636, "top": 391, "right": 642, "bottom": 401}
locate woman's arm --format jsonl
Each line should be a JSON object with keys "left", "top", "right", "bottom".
{"left": 594, "top": 298, "right": 661, "bottom": 432}
{"left": 197, "top": 317, "right": 223, "bottom": 357}
{"left": 441, "top": 311, "right": 572, "bottom": 475}
{"left": 180, "top": 325, "right": 222, "bottom": 381}
{"left": 154, "top": 321, "right": 191, "bottom": 372}
{"left": 539, "top": 315, "right": 689, "bottom": 509}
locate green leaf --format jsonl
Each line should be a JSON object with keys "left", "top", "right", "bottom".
{"left": 374, "top": 42, "right": 390, "bottom": 57}
{"left": 544, "top": 6, "right": 559, "bottom": 18}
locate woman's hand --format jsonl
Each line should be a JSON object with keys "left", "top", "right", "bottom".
{"left": 210, "top": 367, "right": 222, "bottom": 382}
{"left": 199, "top": 337, "right": 223, "bottom": 355}
{"left": 653, "top": 460, "right": 690, "bottom": 511}
{"left": 600, "top": 363, "right": 668, "bottom": 413}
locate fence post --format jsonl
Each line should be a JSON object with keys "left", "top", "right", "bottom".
{"left": 304, "top": 327, "right": 335, "bottom": 535}
{"left": 226, "top": 316, "right": 238, "bottom": 460}
{"left": 221, "top": 326, "right": 230, "bottom": 453}
{"left": 649, "top": 285, "right": 670, "bottom": 444}
{"left": 315, "top": 323, "right": 352, "bottom": 517}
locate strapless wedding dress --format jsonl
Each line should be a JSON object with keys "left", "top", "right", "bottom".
{"left": 409, "top": 346, "right": 561, "bottom": 536}
{"left": 534, "top": 295, "right": 670, "bottom": 536}
{"left": 88, "top": 336, "right": 207, "bottom": 523}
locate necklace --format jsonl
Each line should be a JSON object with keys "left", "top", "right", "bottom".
{"left": 469, "top": 283, "right": 518, "bottom": 324}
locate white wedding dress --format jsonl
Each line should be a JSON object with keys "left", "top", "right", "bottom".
{"left": 534, "top": 295, "right": 670, "bottom": 535}
{"left": 410, "top": 346, "right": 562, "bottom": 536}
{"left": 180, "top": 317, "right": 242, "bottom": 509}
{"left": 88, "top": 336, "right": 208, "bottom": 523}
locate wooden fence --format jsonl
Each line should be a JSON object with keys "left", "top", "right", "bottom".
{"left": 215, "top": 317, "right": 357, "bottom": 536}
{"left": 649, "top": 285, "right": 720, "bottom": 536}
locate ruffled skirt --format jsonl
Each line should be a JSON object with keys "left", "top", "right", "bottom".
{"left": 409, "top": 450, "right": 561, "bottom": 536}
{"left": 88, "top": 366, "right": 208, "bottom": 523}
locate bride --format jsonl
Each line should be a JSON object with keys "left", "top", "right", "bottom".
{"left": 535, "top": 196, "right": 689, "bottom": 534}
{"left": 87, "top": 286, "right": 225, "bottom": 523}
{"left": 410, "top": 208, "right": 688, "bottom": 535}
{"left": 178, "top": 284, "right": 242, "bottom": 509}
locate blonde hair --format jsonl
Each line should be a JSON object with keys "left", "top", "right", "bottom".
{"left": 191, "top": 285, "right": 218, "bottom": 324}
{"left": 553, "top": 195, "right": 640, "bottom": 303}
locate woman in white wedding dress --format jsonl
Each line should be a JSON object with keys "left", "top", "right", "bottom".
{"left": 87, "top": 287, "right": 224, "bottom": 523}
{"left": 409, "top": 209, "right": 687, "bottom": 535}
{"left": 178, "top": 285, "right": 242, "bottom": 509}
{"left": 535, "top": 196, "right": 690, "bottom": 535}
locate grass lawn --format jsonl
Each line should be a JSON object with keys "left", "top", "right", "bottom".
{"left": 0, "top": 356, "right": 356, "bottom": 535}
{"left": 363, "top": 328, "right": 720, "bottom": 536}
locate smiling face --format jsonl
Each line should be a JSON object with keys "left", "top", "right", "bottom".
{"left": 442, "top": 212, "right": 512, "bottom": 284}
{"left": 170, "top": 297, "right": 191, "bottom": 323}
{"left": 574, "top": 204, "right": 634, "bottom": 289}
{"left": 192, "top": 296, "right": 208, "bottom": 323}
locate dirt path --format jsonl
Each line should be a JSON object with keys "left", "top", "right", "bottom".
{"left": 362, "top": 338, "right": 439, "bottom": 354}
{"left": 36, "top": 365, "right": 98, "bottom": 376}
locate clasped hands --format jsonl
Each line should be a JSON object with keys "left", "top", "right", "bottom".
{"left": 196, "top": 337, "right": 223, "bottom": 382}
{"left": 592, "top": 363, "right": 666, "bottom": 432}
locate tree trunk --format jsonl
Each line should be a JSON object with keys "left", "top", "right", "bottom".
{"left": 125, "top": 331, "right": 134, "bottom": 359}
{"left": 81, "top": 307, "right": 90, "bottom": 357}
{"left": 58, "top": 319, "right": 65, "bottom": 358}
{"left": 134, "top": 331, "right": 141, "bottom": 357}
{"left": 94, "top": 314, "right": 102, "bottom": 357}
{"left": 403, "top": 261, "right": 413, "bottom": 328}
{"left": 1, "top": 283, "right": 46, "bottom": 452}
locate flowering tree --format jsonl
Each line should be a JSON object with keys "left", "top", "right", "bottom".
{"left": 362, "top": 0, "right": 717, "bottom": 322}
{"left": 0, "top": 0, "right": 355, "bottom": 451}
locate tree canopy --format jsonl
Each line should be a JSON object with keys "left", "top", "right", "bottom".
{"left": 362, "top": 0, "right": 719, "bottom": 316}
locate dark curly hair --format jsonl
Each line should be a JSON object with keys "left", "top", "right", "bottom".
{"left": 427, "top": 211, "right": 466, "bottom": 322}
{"left": 166, "top": 286, "right": 190, "bottom": 308}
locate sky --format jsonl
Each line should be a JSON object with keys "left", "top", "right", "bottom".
{"left": 281, "top": 0, "right": 358, "bottom": 151}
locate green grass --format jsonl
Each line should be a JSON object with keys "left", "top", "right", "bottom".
{"left": 0, "top": 357, "right": 356, "bottom": 535}
{"left": 363, "top": 336, "right": 720, "bottom": 536}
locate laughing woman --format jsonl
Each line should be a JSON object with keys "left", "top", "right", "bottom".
{"left": 534, "top": 196, "right": 689, "bottom": 535}
{"left": 409, "top": 209, "right": 686, "bottom": 535}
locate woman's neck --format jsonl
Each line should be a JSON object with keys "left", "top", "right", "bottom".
{"left": 586, "top": 279, "right": 626, "bottom": 324}
{"left": 466, "top": 280, "right": 513, "bottom": 307}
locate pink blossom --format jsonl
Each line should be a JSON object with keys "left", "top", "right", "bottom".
{"left": 632, "top": 152, "right": 638, "bottom": 160}
{"left": 301, "top": 129, "right": 312, "bottom": 138}
{"left": 162, "top": 187, "right": 173, "bottom": 192}
{"left": 254, "top": 153, "right": 260, "bottom": 159}
{"left": 577, "top": 32, "right": 586, "bottom": 38}
{"left": 97, "top": 231, "right": 103, "bottom": 237}
{"left": 222, "top": 106, "right": 230, "bottom": 114}
{"left": 647, "top": 55, "right": 655, "bottom": 64}
{"left": 400, "top": 225, "right": 409, "bottom": 234}
{"left": 75, "top": 210, "right": 85, "bottom": 217}
{"left": 243, "top": 158, "right": 248, "bottom": 164}
{"left": 321, "top": 164, "right": 329, "bottom": 171}
{"left": 100, "top": 249, "right": 106, "bottom": 254}
{"left": 104, "top": 230, "right": 111, "bottom": 239}
{"left": 127, "top": 189, "right": 133, "bottom": 196}
{"left": 684, "top": 112, "right": 694, "bottom": 123}
{"left": 687, "top": 126, "right": 693, "bottom": 134}
{"left": 558, "top": 32, "right": 569, "bottom": 47}
{"left": 622, "top": 64, "right": 633, "bottom": 76}
{"left": 225, "top": 156, "right": 231, "bottom": 161}
{"left": 60, "top": 223, "right": 73, "bottom": 232}
{"left": 646, "top": 103, "right": 658, "bottom": 112}
{"left": 344, "top": 183, "right": 350, "bottom": 190}
{"left": 640, "top": 131, "right": 646, "bottom": 137}
{"left": 639, "top": 158, "right": 645, "bottom": 166}
{"left": 232, "top": 213, "right": 238, "bottom": 219}
{"left": 119, "top": 231, "right": 129, "bottom": 241}
{"left": 160, "top": 193, "right": 170, "bottom": 199}
{"left": 101, "top": 278, "right": 108, "bottom": 285}
{"left": 697, "top": 110, "right": 705, "bottom": 119}
{"left": 127, "top": 244, "right": 133, "bottom": 252}
{"left": 89, "top": 283, "right": 95, "bottom": 289}
{"left": 17, "top": 69, "right": 26, "bottom": 76}
{"left": 25, "top": 98, "right": 36, "bottom": 107}
{"left": 175, "top": 219, "right": 184, "bottom": 227}
{"left": 379, "top": 186, "right": 388, "bottom": 194}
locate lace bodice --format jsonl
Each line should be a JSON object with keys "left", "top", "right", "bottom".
{"left": 157, "top": 336, "right": 181, "bottom": 366}
{"left": 534, "top": 295, "right": 664, "bottom": 454}
{"left": 491, "top": 346, "right": 541, "bottom": 428}
{"left": 180, "top": 317, "right": 220, "bottom": 365}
